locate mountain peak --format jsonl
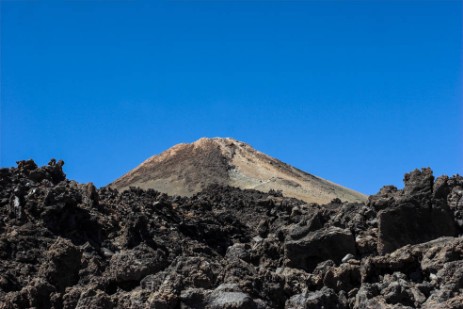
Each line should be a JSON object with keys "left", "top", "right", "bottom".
{"left": 111, "top": 138, "right": 366, "bottom": 204}
{"left": 194, "top": 137, "right": 239, "bottom": 144}
{"left": 192, "top": 137, "right": 249, "bottom": 151}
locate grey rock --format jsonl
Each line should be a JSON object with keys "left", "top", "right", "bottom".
{"left": 286, "top": 287, "right": 347, "bottom": 309}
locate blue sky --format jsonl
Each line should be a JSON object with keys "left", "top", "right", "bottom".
{"left": 1, "top": 0, "right": 462, "bottom": 195}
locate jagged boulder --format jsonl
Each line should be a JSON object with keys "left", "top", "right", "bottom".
{"left": 323, "top": 261, "right": 362, "bottom": 293}
{"left": 377, "top": 203, "right": 456, "bottom": 254}
{"left": 286, "top": 287, "right": 347, "bottom": 309}
{"left": 0, "top": 278, "right": 56, "bottom": 309}
{"left": 75, "top": 289, "right": 113, "bottom": 309}
{"left": 38, "top": 238, "right": 82, "bottom": 291}
{"left": 373, "top": 168, "right": 456, "bottom": 254}
{"left": 109, "top": 244, "right": 168, "bottom": 285}
{"left": 11, "top": 159, "right": 66, "bottom": 186}
{"left": 206, "top": 284, "right": 257, "bottom": 309}
{"left": 285, "top": 226, "right": 356, "bottom": 272}
{"left": 403, "top": 168, "right": 434, "bottom": 200}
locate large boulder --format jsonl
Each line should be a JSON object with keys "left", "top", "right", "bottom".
{"left": 285, "top": 226, "right": 356, "bottom": 272}
{"left": 208, "top": 291, "right": 256, "bottom": 309}
{"left": 172, "top": 256, "right": 222, "bottom": 289}
{"left": 377, "top": 203, "right": 456, "bottom": 254}
{"left": 109, "top": 244, "right": 168, "bottom": 285}
{"left": 207, "top": 284, "right": 257, "bottom": 309}
{"left": 323, "top": 262, "right": 362, "bottom": 293}
{"left": 1, "top": 278, "right": 56, "bottom": 309}
{"left": 75, "top": 289, "right": 113, "bottom": 309}
{"left": 38, "top": 238, "right": 82, "bottom": 291}
{"left": 373, "top": 168, "right": 456, "bottom": 254}
{"left": 420, "top": 237, "right": 463, "bottom": 274}
{"left": 403, "top": 168, "right": 434, "bottom": 200}
{"left": 286, "top": 287, "right": 347, "bottom": 309}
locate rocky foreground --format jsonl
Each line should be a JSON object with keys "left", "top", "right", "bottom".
{"left": 1, "top": 160, "right": 463, "bottom": 308}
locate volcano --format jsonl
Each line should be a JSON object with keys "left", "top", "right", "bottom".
{"left": 111, "top": 138, "right": 366, "bottom": 204}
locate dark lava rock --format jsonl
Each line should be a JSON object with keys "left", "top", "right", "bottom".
{"left": 372, "top": 168, "right": 457, "bottom": 254}
{"left": 377, "top": 203, "right": 456, "bottom": 254}
{"left": 285, "top": 226, "right": 356, "bottom": 272}
{"left": 109, "top": 244, "right": 168, "bottom": 285}
{"left": 403, "top": 168, "right": 434, "bottom": 199}
{"left": 1, "top": 160, "right": 463, "bottom": 308}
{"left": 38, "top": 237, "right": 82, "bottom": 291}
{"left": 74, "top": 289, "right": 113, "bottom": 309}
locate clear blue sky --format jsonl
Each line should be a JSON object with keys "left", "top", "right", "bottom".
{"left": 1, "top": 1, "right": 462, "bottom": 195}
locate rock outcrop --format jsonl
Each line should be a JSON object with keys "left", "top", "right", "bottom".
{"left": 0, "top": 160, "right": 462, "bottom": 308}
{"left": 370, "top": 168, "right": 457, "bottom": 254}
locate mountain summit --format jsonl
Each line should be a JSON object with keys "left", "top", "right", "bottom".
{"left": 111, "top": 137, "right": 366, "bottom": 204}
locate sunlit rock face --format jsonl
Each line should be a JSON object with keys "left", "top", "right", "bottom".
{"left": 111, "top": 137, "right": 367, "bottom": 204}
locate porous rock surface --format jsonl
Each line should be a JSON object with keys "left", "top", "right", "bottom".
{"left": 1, "top": 160, "right": 463, "bottom": 308}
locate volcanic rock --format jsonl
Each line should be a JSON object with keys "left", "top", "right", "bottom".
{"left": 286, "top": 287, "right": 347, "bottom": 309}
{"left": 371, "top": 168, "right": 457, "bottom": 254}
{"left": 111, "top": 138, "right": 366, "bottom": 204}
{"left": 1, "top": 159, "right": 463, "bottom": 308}
{"left": 285, "top": 226, "right": 356, "bottom": 272}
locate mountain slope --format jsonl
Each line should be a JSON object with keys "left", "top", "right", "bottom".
{"left": 111, "top": 137, "right": 367, "bottom": 204}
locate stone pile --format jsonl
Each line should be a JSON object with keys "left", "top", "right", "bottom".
{"left": 0, "top": 160, "right": 462, "bottom": 308}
